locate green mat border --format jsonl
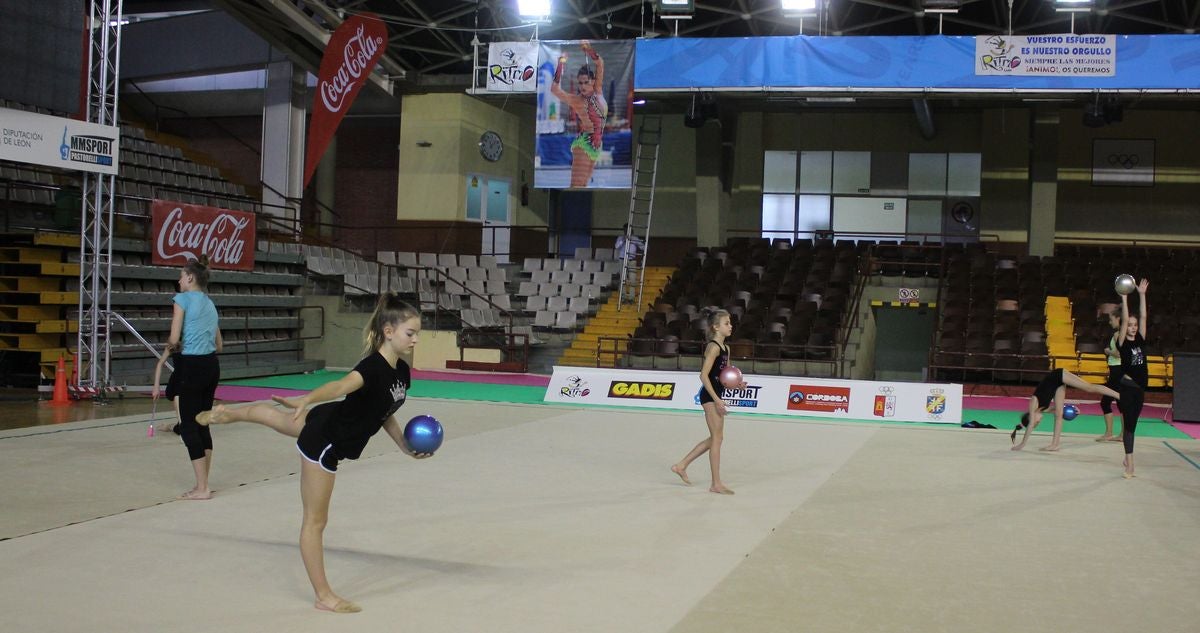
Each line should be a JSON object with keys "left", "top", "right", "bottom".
{"left": 222, "top": 372, "right": 1189, "bottom": 439}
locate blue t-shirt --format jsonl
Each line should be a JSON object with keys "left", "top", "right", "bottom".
{"left": 173, "top": 291, "right": 218, "bottom": 355}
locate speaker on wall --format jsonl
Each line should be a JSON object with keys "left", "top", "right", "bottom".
{"left": 1172, "top": 353, "right": 1200, "bottom": 422}
{"left": 942, "top": 197, "right": 981, "bottom": 243}
{"left": 683, "top": 93, "right": 719, "bottom": 129}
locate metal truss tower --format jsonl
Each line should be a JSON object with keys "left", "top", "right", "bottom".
{"left": 76, "top": 0, "right": 123, "bottom": 390}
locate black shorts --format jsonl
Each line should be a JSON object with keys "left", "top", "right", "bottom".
{"left": 296, "top": 404, "right": 341, "bottom": 473}
{"left": 698, "top": 385, "right": 724, "bottom": 405}
{"left": 1033, "top": 368, "right": 1065, "bottom": 410}
{"left": 164, "top": 356, "right": 182, "bottom": 401}
{"left": 1117, "top": 375, "right": 1145, "bottom": 416}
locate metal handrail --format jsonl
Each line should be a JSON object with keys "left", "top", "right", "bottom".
{"left": 593, "top": 335, "right": 840, "bottom": 373}
{"left": 103, "top": 310, "right": 173, "bottom": 371}
{"left": 836, "top": 247, "right": 874, "bottom": 377}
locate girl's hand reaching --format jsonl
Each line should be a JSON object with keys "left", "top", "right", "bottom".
{"left": 271, "top": 394, "right": 308, "bottom": 424}
{"left": 581, "top": 40, "right": 598, "bottom": 61}
{"left": 401, "top": 438, "right": 433, "bottom": 459}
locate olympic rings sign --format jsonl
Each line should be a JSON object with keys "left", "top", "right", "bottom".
{"left": 1107, "top": 153, "right": 1140, "bottom": 169}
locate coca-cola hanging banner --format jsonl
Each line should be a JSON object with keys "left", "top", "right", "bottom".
{"left": 151, "top": 200, "right": 256, "bottom": 271}
{"left": 303, "top": 13, "right": 388, "bottom": 188}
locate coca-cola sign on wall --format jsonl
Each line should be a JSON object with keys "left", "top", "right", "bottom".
{"left": 151, "top": 200, "right": 256, "bottom": 271}
{"left": 303, "top": 13, "right": 388, "bottom": 188}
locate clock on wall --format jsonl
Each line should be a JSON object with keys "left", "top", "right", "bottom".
{"left": 479, "top": 130, "right": 504, "bottom": 162}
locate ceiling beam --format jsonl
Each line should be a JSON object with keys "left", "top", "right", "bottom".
{"left": 1109, "top": 10, "right": 1189, "bottom": 32}
{"left": 841, "top": 12, "right": 921, "bottom": 34}
{"left": 397, "top": 0, "right": 468, "bottom": 59}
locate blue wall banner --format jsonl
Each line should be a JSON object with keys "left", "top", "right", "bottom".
{"left": 635, "top": 34, "right": 1200, "bottom": 92}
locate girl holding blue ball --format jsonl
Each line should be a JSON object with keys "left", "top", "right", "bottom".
{"left": 197, "top": 294, "right": 430, "bottom": 613}
{"left": 1011, "top": 368, "right": 1120, "bottom": 452}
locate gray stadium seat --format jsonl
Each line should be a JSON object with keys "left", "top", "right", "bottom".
{"left": 554, "top": 311, "right": 577, "bottom": 331}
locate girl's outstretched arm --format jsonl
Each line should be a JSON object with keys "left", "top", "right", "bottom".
{"left": 1137, "top": 279, "right": 1148, "bottom": 338}
{"left": 583, "top": 41, "right": 605, "bottom": 88}
{"left": 273, "top": 371, "right": 365, "bottom": 424}
{"left": 549, "top": 55, "right": 568, "bottom": 101}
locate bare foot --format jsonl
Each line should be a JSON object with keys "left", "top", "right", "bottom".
{"left": 178, "top": 489, "right": 212, "bottom": 500}
{"left": 315, "top": 598, "right": 361, "bottom": 614}
{"left": 1122, "top": 471, "right": 1135, "bottom": 479}
{"left": 196, "top": 405, "right": 227, "bottom": 426}
{"left": 709, "top": 485, "right": 735, "bottom": 495}
{"left": 154, "top": 420, "right": 178, "bottom": 434}
{"left": 1011, "top": 444, "right": 1026, "bottom": 451}
{"left": 1107, "top": 436, "right": 1123, "bottom": 442}
{"left": 1095, "top": 435, "right": 1115, "bottom": 442}
{"left": 1039, "top": 444, "right": 1061, "bottom": 452}
{"left": 670, "top": 464, "right": 691, "bottom": 485}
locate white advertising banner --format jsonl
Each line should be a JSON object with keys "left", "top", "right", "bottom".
{"left": 486, "top": 41, "right": 538, "bottom": 92}
{"left": 545, "top": 367, "right": 962, "bottom": 424}
{"left": 975, "top": 34, "right": 1116, "bottom": 77}
{"left": 0, "top": 107, "right": 119, "bottom": 175}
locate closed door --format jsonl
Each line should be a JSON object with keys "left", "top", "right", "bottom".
{"left": 485, "top": 178, "right": 511, "bottom": 263}
{"left": 467, "top": 175, "right": 512, "bottom": 263}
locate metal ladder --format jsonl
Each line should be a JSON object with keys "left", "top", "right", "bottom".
{"left": 617, "top": 115, "right": 661, "bottom": 311}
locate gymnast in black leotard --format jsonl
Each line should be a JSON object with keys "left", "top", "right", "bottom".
{"left": 1011, "top": 368, "right": 1120, "bottom": 452}
{"left": 697, "top": 338, "right": 729, "bottom": 407}
{"left": 1115, "top": 278, "right": 1150, "bottom": 478}
{"left": 671, "top": 308, "right": 742, "bottom": 495}
{"left": 195, "top": 295, "right": 432, "bottom": 613}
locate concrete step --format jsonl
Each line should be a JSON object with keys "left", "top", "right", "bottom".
{"left": 576, "top": 325, "right": 631, "bottom": 337}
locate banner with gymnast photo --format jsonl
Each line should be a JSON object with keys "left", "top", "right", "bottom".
{"left": 535, "top": 40, "right": 634, "bottom": 189}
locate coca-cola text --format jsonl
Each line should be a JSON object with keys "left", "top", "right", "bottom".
{"left": 151, "top": 201, "right": 257, "bottom": 271}
{"left": 319, "top": 25, "right": 383, "bottom": 113}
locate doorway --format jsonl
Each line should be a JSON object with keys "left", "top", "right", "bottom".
{"left": 466, "top": 174, "right": 511, "bottom": 263}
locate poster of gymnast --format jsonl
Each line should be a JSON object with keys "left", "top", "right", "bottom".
{"left": 535, "top": 40, "right": 634, "bottom": 189}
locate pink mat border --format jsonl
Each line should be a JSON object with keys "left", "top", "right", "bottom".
{"left": 410, "top": 369, "right": 550, "bottom": 387}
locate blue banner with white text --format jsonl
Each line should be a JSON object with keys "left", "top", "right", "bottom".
{"left": 634, "top": 34, "right": 1200, "bottom": 91}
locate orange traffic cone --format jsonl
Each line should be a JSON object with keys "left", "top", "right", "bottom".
{"left": 51, "top": 355, "right": 70, "bottom": 405}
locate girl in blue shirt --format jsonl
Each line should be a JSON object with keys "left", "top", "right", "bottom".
{"left": 167, "top": 256, "right": 223, "bottom": 500}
